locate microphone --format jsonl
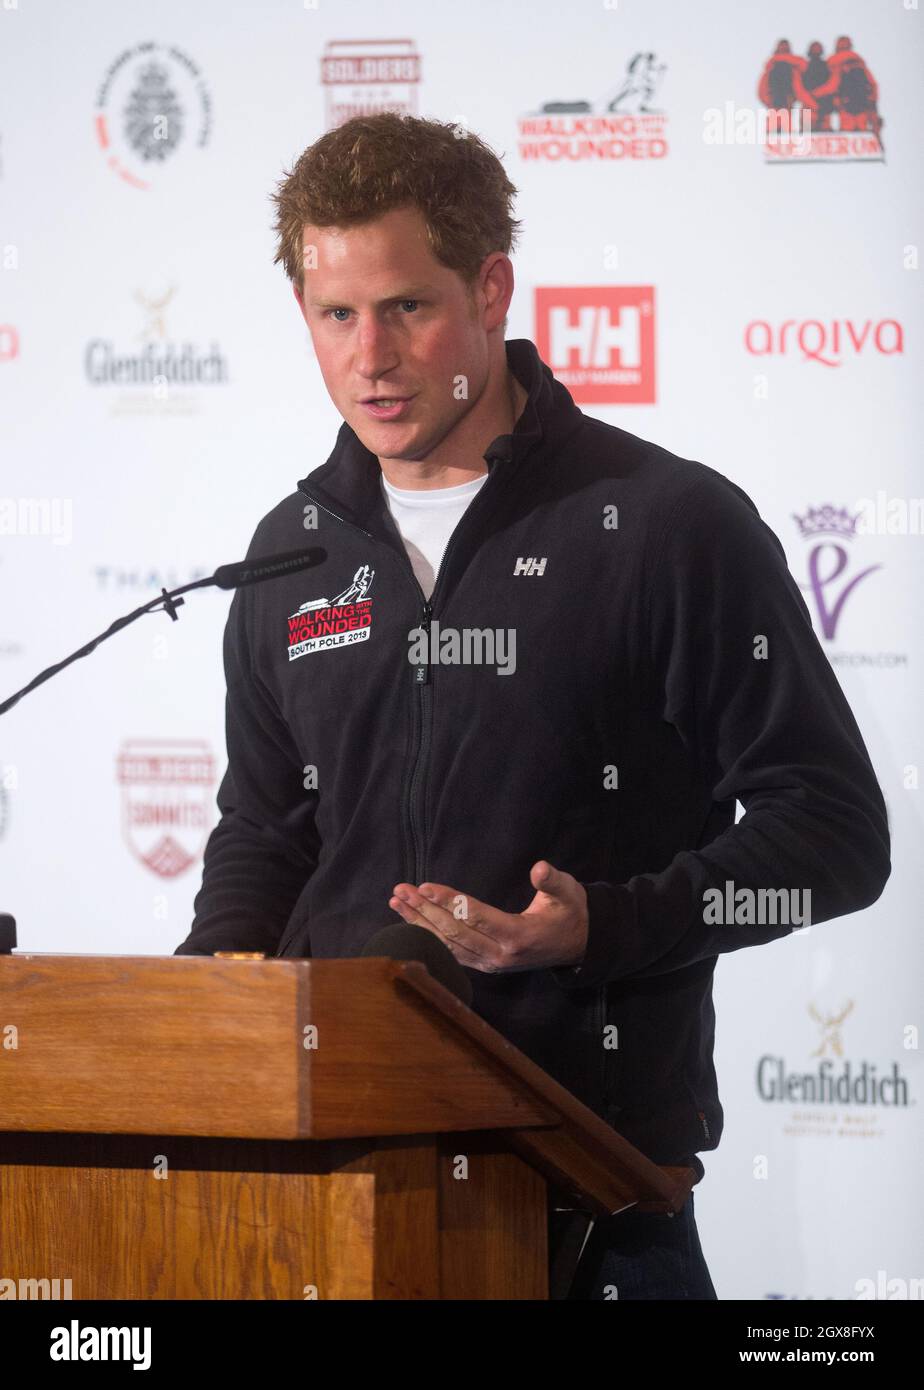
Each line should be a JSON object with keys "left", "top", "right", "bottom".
{"left": 212, "top": 547, "right": 327, "bottom": 590}
{"left": 362, "top": 923, "right": 474, "bottom": 1007}
{"left": 0, "top": 546, "right": 327, "bottom": 716}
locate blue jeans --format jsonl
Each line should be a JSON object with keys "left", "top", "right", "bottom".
{"left": 567, "top": 1192, "right": 717, "bottom": 1300}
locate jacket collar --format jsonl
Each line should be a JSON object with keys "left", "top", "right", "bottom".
{"left": 297, "top": 338, "right": 583, "bottom": 532}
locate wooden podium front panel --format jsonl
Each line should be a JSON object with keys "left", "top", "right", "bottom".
{"left": 435, "top": 1137, "right": 547, "bottom": 1300}
{"left": 348, "top": 1135, "right": 547, "bottom": 1299}
{"left": 0, "top": 1134, "right": 376, "bottom": 1300}
{"left": 0, "top": 1132, "right": 548, "bottom": 1300}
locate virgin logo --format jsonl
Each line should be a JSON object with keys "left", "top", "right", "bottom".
{"left": 744, "top": 318, "right": 903, "bottom": 367}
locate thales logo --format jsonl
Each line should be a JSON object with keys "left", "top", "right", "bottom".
{"left": 535, "top": 287, "right": 655, "bottom": 405}
{"left": 757, "top": 1001, "right": 912, "bottom": 1111}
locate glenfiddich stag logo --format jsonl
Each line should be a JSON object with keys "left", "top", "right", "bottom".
{"left": 117, "top": 739, "right": 215, "bottom": 878}
{"left": 809, "top": 1000, "right": 853, "bottom": 1058}
{"left": 135, "top": 286, "right": 175, "bottom": 339}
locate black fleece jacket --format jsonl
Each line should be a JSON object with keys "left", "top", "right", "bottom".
{"left": 175, "top": 338, "right": 891, "bottom": 1176}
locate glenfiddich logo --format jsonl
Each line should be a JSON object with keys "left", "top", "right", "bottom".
{"left": 84, "top": 288, "right": 229, "bottom": 415}
{"left": 287, "top": 565, "right": 374, "bottom": 661}
{"left": 117, "top": 739, "right": 216, "bottom": 878}
{"left": 757, "top": 1000, "right": 911, "bottom": 1117}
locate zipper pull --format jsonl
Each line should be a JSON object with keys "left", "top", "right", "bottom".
{"left": 415, "top": 602, "right": 432, "bottom": 684}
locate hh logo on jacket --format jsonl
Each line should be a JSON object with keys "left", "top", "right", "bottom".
{"left": 287, "top": 564, "right": 375, "bottom": 661}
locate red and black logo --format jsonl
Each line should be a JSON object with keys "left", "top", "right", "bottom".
{"left": 287, "top": 564, "right": 375, "bottom": 661}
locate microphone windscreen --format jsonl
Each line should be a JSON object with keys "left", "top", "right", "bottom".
{"left": 212, "top": 547, "right": 326, "bottom": 591}
{"left": 361, "top": 923, "right": 473, "bottom": 1007}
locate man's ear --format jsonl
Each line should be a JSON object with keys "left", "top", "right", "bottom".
{"left": 477, "top": 253, "right": 514, "bottom": 333}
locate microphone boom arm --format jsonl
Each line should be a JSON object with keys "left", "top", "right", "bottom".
{"left": 0, "top": 546, "right": 325, "bottom": 717}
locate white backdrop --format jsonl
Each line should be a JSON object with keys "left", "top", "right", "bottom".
{"left": 1, "top": 0, "right": 921, "bottom": 1301}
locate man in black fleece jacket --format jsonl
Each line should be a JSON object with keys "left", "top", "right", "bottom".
{"left": 174, "top": 114, "right": 890, "bottom": 1299}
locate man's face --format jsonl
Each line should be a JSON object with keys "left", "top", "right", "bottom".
{"left": 295, "top": 204, "right": 498, "bottom": 462}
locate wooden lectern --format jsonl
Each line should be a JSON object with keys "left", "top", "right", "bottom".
{"left": 0, "top": 954, "right": 696, "bottom": 1299}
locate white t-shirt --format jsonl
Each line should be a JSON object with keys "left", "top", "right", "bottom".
{"left": 380, "top": 471, "right": 489, "bottom": 599}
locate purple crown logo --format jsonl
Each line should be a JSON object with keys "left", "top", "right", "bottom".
{"left": 791, "top": 505, "right": 860, "bottom": 540}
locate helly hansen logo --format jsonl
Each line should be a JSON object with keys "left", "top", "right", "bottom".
{"left": 535, "top": 286, "right": 656, "bottom": 404}
{"left": 514, "top": 557, "right": 547, "bottom": 576}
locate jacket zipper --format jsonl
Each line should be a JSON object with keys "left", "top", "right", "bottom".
{"left": 396, "top": 473, "right": 505, "bottom": 882}
{"left": 301, "top": 447, "right": 518, "bottom": 886}
{"left": 408, "top": 599, "right": 431, "bottom": 882}
{"left": 299, "top": 485, "right": 455, "bottom": 886}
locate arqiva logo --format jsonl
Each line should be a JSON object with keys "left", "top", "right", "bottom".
{"left": 287, "top": 564, "right": 374, "bottom": 661}
{"left": 744, "top": 317, "right": 903, "bottom": 366}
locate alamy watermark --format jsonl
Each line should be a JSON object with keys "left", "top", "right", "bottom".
{"left": 0, "top": 497, "right": 72, "bottom": 545}
{"left": 407, "top": 622, "right": 516, "bottom": 676}
{"left": 49, "top": 1320, "right": 151, "bottom": 1369}
{"left": 0, "top": 1275, "right": 72, "bottom": 1299}
{"left": 854, "top": 1270, "right": 923, "bottom": 1300}
{"left": 703, "top": 881, "right": 812, "bottom": 930}
{"left": 702, "top": 102, "right": 814, "bottom": 152}
{"left": 853, "top": 491, "right": 924, "bottom": 536}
